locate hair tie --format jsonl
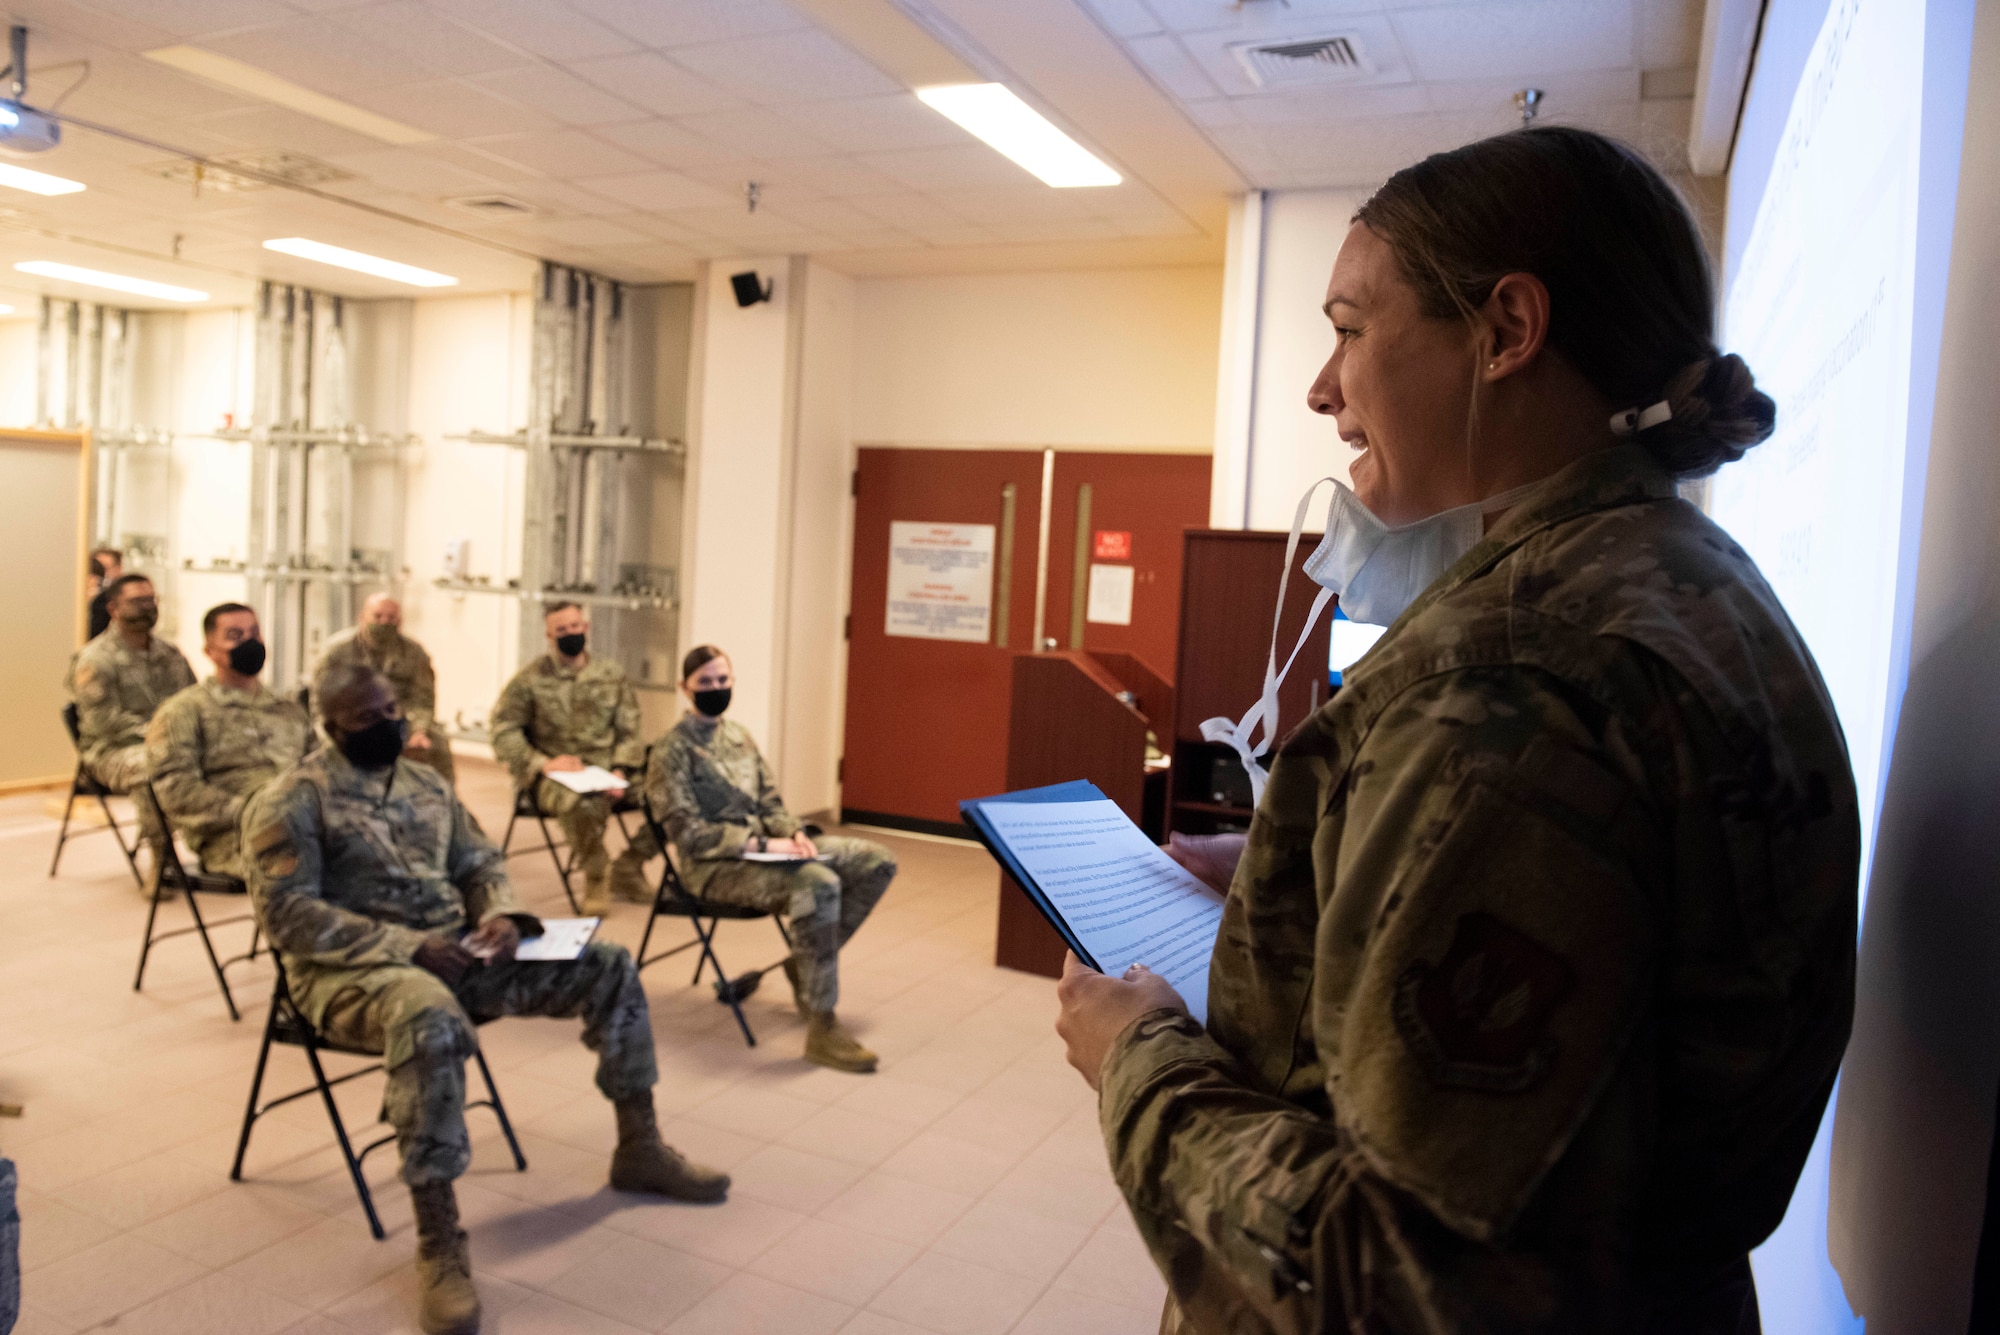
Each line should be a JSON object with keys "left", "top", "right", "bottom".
{"left": 1610, "top": 400, "right": 1672, "bottom": 437}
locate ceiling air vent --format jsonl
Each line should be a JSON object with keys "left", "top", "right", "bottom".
{"left": 1232, "top": 33, "right": 1375, "bottom": 87}
{"left": 447, "top": 194, "right": 537, "bottom": 219}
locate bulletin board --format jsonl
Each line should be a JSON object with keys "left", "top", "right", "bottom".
{"left": 0, "top": 429, "right": 89, "bottom": 790}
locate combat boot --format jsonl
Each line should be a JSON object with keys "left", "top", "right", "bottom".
{"left": 410, "top": 1182, "right": 480, "bottom": 1335}
{"left": 805, "top": 1012, "right": 878, "bottom": 1074}
{"left": 611, "top": 1094, "right": 731, "bottom": 1201}
{"left": 609, "top": 847, "right": 653, "bottom": 903}
{"left": 580, "top": 870, "right": 611, "bottom": 915}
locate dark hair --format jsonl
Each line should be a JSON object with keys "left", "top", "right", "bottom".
{"left": 105, "top": 573, "right": 153, "bottom": 601}
{"left": 1355, "top": 126, "right": 1775, "bottom": 478}
{"left": 543, "top": 600, "right": 581, "bottom": 619}
{"left": 90, "top": 547, "right": 121, "bottom": 578}
{"left": 681, "top": 644, "right": 726, "bottom": 682}
{"left": 319, "top": 662, "right": 389, "bottom": 722}
{"left": 202, "top": 602, "right": 255, "bottom": 637}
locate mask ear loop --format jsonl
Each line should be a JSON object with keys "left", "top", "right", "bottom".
{"left": 1199, "top": 479, "right": 1338, "bottom": 808}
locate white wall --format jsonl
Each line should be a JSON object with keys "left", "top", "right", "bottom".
{"left": 400, "top": 291, "right": 531, "bottom": 742}
{"left": 851, "top": 267, "right": 1222, "bottom": 451}
{"left": 683, "top": 257, "right": 797, "bottom": 755}
{"left": 0, "top": 318, "right": 33, "bottom": 426}
{"left": 1211, "top": 187, "right": 1374, "bottom": 534}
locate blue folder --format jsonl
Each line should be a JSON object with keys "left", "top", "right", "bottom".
{"left": 959, "top": 779, "right": 1109, "bottom": 971}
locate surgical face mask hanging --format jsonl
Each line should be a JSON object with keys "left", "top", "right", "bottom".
{"left": 1198, "top": 475, "right": 1534, "bottom": 807}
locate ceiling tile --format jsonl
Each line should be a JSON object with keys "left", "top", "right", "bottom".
{"left": 1142, "top": 0, "right": 1367, "bottom": 37}
{"left": 1424, "top": 70, "right": 1638, "bottom": 116}
{"left": 1125, "top": 35, "right": 1222, "bottom": 102}
{"left": 770, "top": 94, "right": 969, "bottom": 155}
{"left": 467, "top": 64, "right": 648, "bottom": 126}
{"left": 201, "top": 18, "right": 437, "bottom": 95}
{"left": 673, "top": 107, "right": 835, "bottom": 159}
{"left": 1077, "top": 0, "right": 1164, "bottom": 39}
{"left": 855, "top": 144, "right": 1037, "bottom": 193}
{"left": 476, "top": 177, "right": 631, "bottom": 216}
{"left": 844, "top": 192, "right": 975, "bottom": 231}
{"left": 324, "top": 146, "right": 517, "bottom": 195}
{"left": 566, "top": 52, "right": 742, "bottom": 117}
{"left": 519, "top": 215, "right": 655, "bottom": 246}
{"left": 593, "top": 119, "right": 740, "bottom": 168}
{"left": 326, "top": 3, "right": 529, "bottom": 77}
{"left": 104, "top": 0, "right": 298, "bottom": 40}
{"left": 183, "top": 103, "right": 392, "bottom": 158}
{"left": 358, "top": 77, "right": 559, "bottom": 139}
{"left": 666, "top": 30, "right": 901, "bottom": 105}
{"left": 566, "top": 0, "right": 809, "bottom": 49}
{"left": 675, "top": 154, "right": 906, "bottom": 202}
{"left": 1390, "top": 0, "right": 1636, "bottom": 83}
{"left": 656, "top": 204, "right": 815, "bottom": 239}
{"left": 1230, "top": 84, "right": 1433, "bottom": 125}
{"left": 424, "top": 0, "right": 640, "bottom": 62}
{"left": 466, "top": 128, "right": 658, "bottom": 176}
{"left": 573, "top": 170, "right": 738, "bottom": 212}
{"left": 768, "top": 196, "right": 903, "bottom": 236}
{"left": 65, "top": 52, "right": 264, "bottom": 121}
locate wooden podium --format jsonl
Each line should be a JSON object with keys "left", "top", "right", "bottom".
{"left": 992, "top": 651, "right": 1165, "bottom": 978}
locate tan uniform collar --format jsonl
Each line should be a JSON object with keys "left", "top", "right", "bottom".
{"left": 203, "top": 675, "right": 268, "bottom": 704}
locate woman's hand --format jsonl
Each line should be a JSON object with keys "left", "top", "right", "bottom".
{"left": 1056, "top": 952, "right": 1187, "bottom": 1092}
{"left": 1165, "top": 832, "right": 1247, "bottom": 896}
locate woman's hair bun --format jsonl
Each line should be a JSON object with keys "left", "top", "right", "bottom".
{"left": 1647, "top": 352, "right": 1777, "bottom": 478}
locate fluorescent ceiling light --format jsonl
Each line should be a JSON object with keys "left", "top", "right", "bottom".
{"left": 142, "top": 46, "right": 433, "bottom": 147}
{"left": 15, "top": 261, "right": 207, "bottom": 303}
{"left": 0, "top": 305, "right": 13, "bottom": 315}
{"left": 0, "top": 161, "right": 85, "bottom": 196}
{"left": 263, "top": 238, "right": 457, "bottom": 288}
{"left": 916, "top": 83, "right": 1120, "bottom": 188}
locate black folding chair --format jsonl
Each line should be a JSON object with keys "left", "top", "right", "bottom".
{"left": 500, "top": 778, "right": 646, "bottom": 915}
{"left": 134, "top": 782, "right": 262, "bottom": 1021}
{"left": 49, "top": 703, "right": 144, "bottom": 888}
{"left": 230, "top": 957, "right": 526, "bottom": 1240}
{"left": 634, "top": 799, "right": 793, "bottom": 1047}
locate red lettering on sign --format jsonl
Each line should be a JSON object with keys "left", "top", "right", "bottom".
{"left": 1093, "top": 530, "right": 1132, "bottom": 560}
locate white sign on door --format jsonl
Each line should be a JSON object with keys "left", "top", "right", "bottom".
{"left": 886, "top": 522, "right": 995, "bottom": 642}
{"left": 1086, "top": 563, "right": 1134, "bottom": 626}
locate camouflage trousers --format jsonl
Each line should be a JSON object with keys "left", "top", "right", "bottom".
{"left": 694, "top": 835, "right": 896, "bottom": 1014}
{"left": 86, "top": 744, "right": 169, "bottom": 863}
{"left": 290, "top": 940, "right": 657, "bottom": 1186}
{"left": 534, "top": 779, "right": 657, "bottom": 890}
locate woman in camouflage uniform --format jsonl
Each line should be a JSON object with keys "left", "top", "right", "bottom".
{"left": 1056, "top": 128, "right": 1858, "bottom": 1332}
{"left": 646, "top": 645, "right": 896, "bottom": 1073}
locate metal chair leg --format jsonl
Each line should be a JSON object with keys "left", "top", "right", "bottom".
{"left": 183, "top": 888, "right": 242, "bottom": 1022}
{"left": 301, "top": 1036, "right": 386, "bottom": 1241}
{"left": 231, "top": 1004, "right": 281, "bottom": 1181}
{"left": 48, "top": 772, "right": 80, "bottom": 876}
{"left": 472, "top": 1047, "right": 528, "bottom": 1171}
{"left": 94, "top": 788, "right": 142, "bottom": 886}
{"left": 536, "top": 810, "right": 580, "bottom": 913}
{"left": 134, "top": 879, "right": 165, "bottom": 992}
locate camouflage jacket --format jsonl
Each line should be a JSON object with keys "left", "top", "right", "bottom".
{"left": 645, "top": 714, "right": 798, "bottom": 891}
{"left": 312, "top": 626, "right": 440, "bottom": 737}
{"left": 1100, "top": 445, "right": 1859, "bottom": 1332}
{"left": 490, "top": 653, "right": 644, "bottom": 792}
{"left": 242, "top": 748, "right": 524, "bottom": 970}
{"left": 144, "top": 678, "right": 313, "bottom": 862}
{"left": 69, "top": 629, "right": 195, "bottom": 767}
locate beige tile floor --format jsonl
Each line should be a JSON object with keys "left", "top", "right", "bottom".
{"left": 0, "top": 758, "right": 1166, "bottom": 1335}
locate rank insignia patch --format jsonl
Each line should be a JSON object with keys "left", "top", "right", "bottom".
{"left": 1392, "top": 911, "right": 1576, "bottom": 1093}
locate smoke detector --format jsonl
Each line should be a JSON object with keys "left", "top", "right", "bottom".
{"left": 447, "top": 194, "right": 536, "bottom": 219}
{"left": 1231, "top": 32, "right": 1376, "bottom": 87}
{"left": 153, "top": 151, "right": 352, "bottom": 193}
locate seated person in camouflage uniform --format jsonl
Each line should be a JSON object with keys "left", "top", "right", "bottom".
{"left": 647, "top": 645, "right": 895, "bottom": 1074}
{"left": 245, "top": 662, "right": 728, "bottom": 1335}
{"left": 144, "top": 602, "right": 312, "bottom": 879}
{"left": 312, "top": 592, "right": 454, "bottom": 784}
{"left": 67, "top": 573, "right": 194, "bottom": 894}
{"left": 490, "top": 602, "right": 653, "bottom": 913}
{"left": 1054, "top": 129, "right": 1857, "bottom": 1332}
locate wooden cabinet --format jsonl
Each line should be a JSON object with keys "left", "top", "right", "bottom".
{"left": 1169, "top": 530, "right": 1330, "bottom": 836}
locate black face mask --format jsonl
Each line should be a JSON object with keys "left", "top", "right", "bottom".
{"left": 692, "top": 686, "right": 732, "bottom": 718}
{"left": 228, "top": 638, "right": 267, "bottom": 676}
{"left": 555, "top": 632, "right": 587, "bottom": 658}
{"left": 336, "top": 716, "right": 407, "bottom": 769}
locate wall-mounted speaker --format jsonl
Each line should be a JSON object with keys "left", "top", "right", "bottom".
{"left": 730, "top": 271, "right": 774, "bottom": 307}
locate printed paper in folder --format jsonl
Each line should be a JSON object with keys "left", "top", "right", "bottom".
{"left": 961, "top": 781, "right": 1224, "bottom": 1024}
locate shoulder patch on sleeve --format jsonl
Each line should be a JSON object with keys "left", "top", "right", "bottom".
{"left": 1338, "top": 760, "right": 1651, "bottom": 1241}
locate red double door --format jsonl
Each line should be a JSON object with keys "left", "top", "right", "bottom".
{"left": 842, "top": 447, "right": 1209, "bottom": 829}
